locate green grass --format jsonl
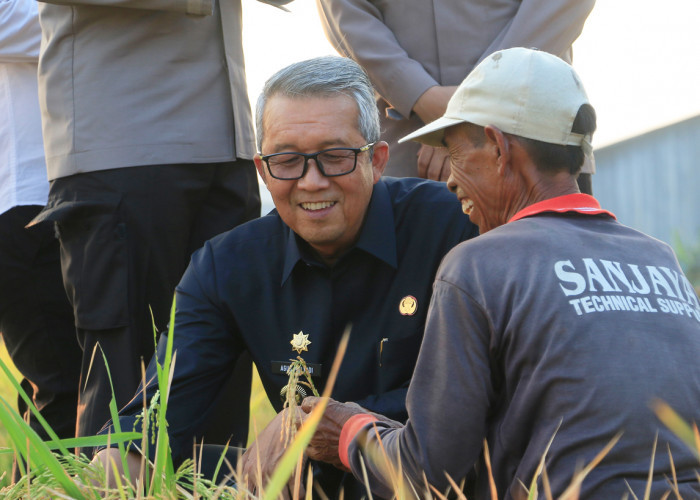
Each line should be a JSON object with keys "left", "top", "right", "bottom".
{"left": 0, "top": 338, "right": 21, "bottom": 487}
{"left": 0, "top": 313, "right": 345, "bottom": 499}
{"left": 0, "top": 338, "right": 276, "bottom": 487}
{"left": 248, "top": 367, "right": 277, "bottom": 447}
{"left": 1, "top": 331, "right": 699, "bottom": 499}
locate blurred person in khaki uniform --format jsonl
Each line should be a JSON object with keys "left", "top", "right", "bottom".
{"left": 316, "top": 0, "right": 596, "bottom": 192}
{"left": 0, "top": 0, "right": 81, "bottom": 476}
{"left": 32, "top": 0, "right": 292, "bottom": 442}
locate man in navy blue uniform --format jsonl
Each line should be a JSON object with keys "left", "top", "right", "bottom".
{"left": 93, "top": 56, "right": 478, "bottom": 497}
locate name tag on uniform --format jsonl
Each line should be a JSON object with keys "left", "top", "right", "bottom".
{"left": 271, "top": 361, "right": 322, "bottom": 378}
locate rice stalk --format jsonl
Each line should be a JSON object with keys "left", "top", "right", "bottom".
{"left": 261, "top": 325, "right": 350, "bottom": 500}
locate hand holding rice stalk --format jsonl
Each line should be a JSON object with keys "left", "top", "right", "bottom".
{"left": 279, "top": 353, "right": 320, "bottom": 447}
{"left": 240, "top": 328, "right": 349, "bottom": 499}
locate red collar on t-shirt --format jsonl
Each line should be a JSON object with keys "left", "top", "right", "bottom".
{"left": 508, "top": 193, "right": 616, "bottom": 224}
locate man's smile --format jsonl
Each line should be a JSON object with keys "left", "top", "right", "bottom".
{"left": 459, "top": 197, "right": 474, "bottom": 215}
{"left": 300, "top": 201, "right": 337, "bottom": 211}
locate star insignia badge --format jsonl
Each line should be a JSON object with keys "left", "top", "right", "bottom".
{"left": 290, "top": 331, "right": 311, "bottom": 354}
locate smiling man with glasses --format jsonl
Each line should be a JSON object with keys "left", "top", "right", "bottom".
{"left": 93, "top": 55, "right": 478, "bottom": 498}
{"left": 253, "top": 86, "right": 387, "bottom": 268}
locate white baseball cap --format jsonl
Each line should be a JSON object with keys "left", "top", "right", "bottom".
{"left": 399, "top": 47, "right": 593, "bottom": 156}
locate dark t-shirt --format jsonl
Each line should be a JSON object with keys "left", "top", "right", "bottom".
{"left": 352, "top": 212, "right": 700, "bottom": 499}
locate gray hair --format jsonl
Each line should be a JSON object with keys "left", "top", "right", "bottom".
{"left": 255, "top": 56, "right": 380, "bottom": 152}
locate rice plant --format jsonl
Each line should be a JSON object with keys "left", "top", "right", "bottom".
{"left": 1, "top": 311, "right": 698, "bottom": 499}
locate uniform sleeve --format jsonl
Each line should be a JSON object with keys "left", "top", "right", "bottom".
{"left": 36, "top": 0, "right": 212, "bottom": 15}
{"left": 352, "top": 386, "right": 409, "bottom": 422}
{"left": 98, "top": 243, "right": 243, "bottom": 463}
{"left": 477, "top": 0, "right": 596, "bottom": 63}
{"left": 344, "top": 278, "right": 495, "bottom": 497}
{"left": 0, "top": 0, "right": 41, "bottom": 61}
{"left": 315, "top": 0, "right": 437, "bottom": 119}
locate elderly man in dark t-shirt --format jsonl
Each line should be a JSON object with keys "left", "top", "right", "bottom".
{"left": 303, "top": 48, "right": 700, "bottom": 499}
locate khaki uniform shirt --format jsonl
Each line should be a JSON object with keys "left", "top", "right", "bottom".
{"left": 317, "top": 0, "right": 596, "bottom": 176}
{"left": 38, "top": 0, "right": 255, "bottom": 180}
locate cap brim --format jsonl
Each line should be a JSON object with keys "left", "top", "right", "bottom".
{"left": 398, "top": 116, "right": 466, "bottom": 147}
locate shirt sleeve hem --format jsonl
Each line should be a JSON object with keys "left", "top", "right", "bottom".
{"left": 339, "top": 414, "right": 379, "bottom": 470}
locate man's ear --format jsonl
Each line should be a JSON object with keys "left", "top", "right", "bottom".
{"left": 370, "top": 141, "right": 389, "bottom": 183}
{"left": 254, "top": 155, "right": 268, "bottom": 186}
{"left": 484, "top": 125, "right": 510, "bottom": 175}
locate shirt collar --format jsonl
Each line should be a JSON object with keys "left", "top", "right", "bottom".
{"left": 508, "top": 193, "right": 616, "bottom": 223}
{"left": 281, "top": 180, "right": 398, "bottom": 284}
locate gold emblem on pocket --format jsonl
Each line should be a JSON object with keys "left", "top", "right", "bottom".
{"left": 399, "top": 295, "right": 417, "bottom": 316}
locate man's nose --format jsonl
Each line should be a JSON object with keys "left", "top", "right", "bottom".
{"left": 298, "top": 158, "right": 330, "bottom": 189}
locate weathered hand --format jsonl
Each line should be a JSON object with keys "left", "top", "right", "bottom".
{"left": 300, "top": 397, "right": 372, "bottom": 471}
{"left": 88, "top": 448, "right": 143, "bottom": 495}
{"left": 417, "top": 144, "right": 451, "bottom": 181}
{"left": 239, "top": 408, "right": 306, "bottom": 499}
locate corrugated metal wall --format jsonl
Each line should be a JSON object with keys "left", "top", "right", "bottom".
{"left": 592, "top": 115, "right": 700, "bottom": 249}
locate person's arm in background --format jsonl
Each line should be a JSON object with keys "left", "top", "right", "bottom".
{"left": 414, "top": 0, "right": 597, "bottom": 181}
{"left": 477, "top": 0, "right": 596, "bottom": 64}
{"left": 315, "top": 0, "right": 455, "bottom": 181}
{"left": 316, "top": 0, "right": 437, "bottom": 124}
{"left": 0, "top": 0, "right": 41, "bottom": 61}
{"left": 35, "top": 0, "right": 211, "bottom": 15}
{"left": 316, "top": 0, "right": 595, "bottom": 182}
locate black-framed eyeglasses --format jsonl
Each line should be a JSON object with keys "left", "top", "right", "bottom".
{"left": 260, "top": 142, "right": 376, "bottom": 180}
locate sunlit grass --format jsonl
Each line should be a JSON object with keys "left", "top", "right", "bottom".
{"left": 1, "top": 328, "right": 698, "bottom": 499}
{"left": 0, "top": 336, "right": 277, "bottom": 488}
{"left": 0, "top": 338, "right": 21, "bottom": 487}
{"left": 248, "top": 367, "right": 276, "bottom": 448}
{"left": 0, "top": 312, "right": 346, "bottom": 499}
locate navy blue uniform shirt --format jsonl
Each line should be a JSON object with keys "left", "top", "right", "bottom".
{"left": 107, "top": 177, "right": 478, "bottom": 493}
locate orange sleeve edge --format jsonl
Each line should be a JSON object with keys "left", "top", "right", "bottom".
{"left": 339, "top": 414, "right": 379, "bottom": 470}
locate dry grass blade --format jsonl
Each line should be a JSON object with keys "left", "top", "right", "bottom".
{"left": 304, "top": 464, "right": 313, "bottom": 500}
{"left": 312, "top": 479, "right": 331, "bottom": 500}
{"left": 444, "top": 472, "right": 467, "bottom": 500}
{"left": 406, "top": 470, "right": 422, "bottom": 500}
{"left": 559, "top": 431, "right": 622, "bottom": 500}
{"left": 542, "top": 463, "right": 552, "bottom": 500}
{"left": 482, "top": 439, "right": 498, "bottom": 500}
{"left": 666, "top": 443, "right": 682, "bottom": 500}
{"left": 652, "top": 399, "right": 699, "bottom": 460}
{"left": 528, "top": 419, "right": 562, "bottom": 500}
{"left": 642, "top": 433, "right": 658, "bottom": 500}
{"left": 367, "top": 423, "right": 400, "bottom": 493}
{"left": 428, "top": 482, "right": 449, "bottom": 500}
{"left": 292, "top": 452, "right": 303, "bottom": 500}
{"left": 356, "top": 422, "right": 417, "bottom": 499}
{"left": 422, "top": 472, "right": 439, "bottom": 500}
{"left": 625, "top": 479, "right": 640, "bottom": 500}
{"left": 357, "top": 456, "right": 374, "bottom": 500}
{"left": 83, "top": 342, "right": 100, "bottom": 393}
{"left": 139, "top": 360, "right": 150, "bottom": 494}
